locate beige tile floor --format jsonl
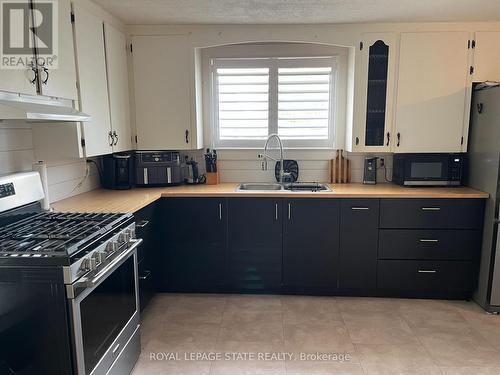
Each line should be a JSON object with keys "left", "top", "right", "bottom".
{"left": 132, "top": 294, "right": 500, "bottom": 375}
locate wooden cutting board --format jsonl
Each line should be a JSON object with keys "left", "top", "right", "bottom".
{"left": 330, "top": 150, "right": 351, "bottom": 183}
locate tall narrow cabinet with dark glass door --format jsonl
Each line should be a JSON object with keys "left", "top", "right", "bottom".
{"left": 356, "top": 33, "right": 397, "bottom": 152}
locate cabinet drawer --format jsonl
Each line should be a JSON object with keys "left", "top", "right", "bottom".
{"left": 377, "top": 260, "right": 475, "bottom": 293}
{"left": 380, "top": 199, "right": 484, "bottom": 229}
{"left": 379, "top": 229, "right": 480, "bottom": 260}
{"left": 340, "top": 199, "right": 380, "bottom": 227}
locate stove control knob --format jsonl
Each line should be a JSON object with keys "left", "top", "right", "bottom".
{"left": 118, "top": 231, "right": 131, "bottom": 244}
{"left": 106, "top": 241, "right": 118, "bottom": 254}
{"left": 93, "top": 251, "right": 107, "bottom": 264}
{"left": 80, "top": 258, "right": 92, "bottom": 272}
{"left": 88, "top": 257, "right": 98, "bottom": 271}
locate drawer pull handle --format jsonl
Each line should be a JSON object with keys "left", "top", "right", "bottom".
{"left": 139, "top": 270, "right": 151, "bottom": 280}
{"left": 421, "top": 207, "right": 441, "bottom": 211}
{"left": 112, "top": 343, "right": 121, "bottom": 356}
{"left": 136, "top": 220, "right": 149, "bottom": 228}
{"left": 418, "top": 270, "right": 437, "bottom": 273}
{"left": 419, "top": 239, "right": 439, "bottom": 243}
{"left": 351, "top": 207, "right": 370, "bottom": 210}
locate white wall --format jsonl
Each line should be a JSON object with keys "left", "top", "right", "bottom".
{"left": 0, "top": 122, "right": 100, "bottom": 204}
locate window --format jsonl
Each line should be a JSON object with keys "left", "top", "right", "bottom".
{"left": 212, "top": 56, "right": 337, "bottom": 148}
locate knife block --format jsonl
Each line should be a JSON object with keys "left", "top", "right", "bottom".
{"left": 206, "top": 171, "right": 220, "bottom": 185}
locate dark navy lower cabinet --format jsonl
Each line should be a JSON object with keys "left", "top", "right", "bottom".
{"left": 135, "top": 202, "right": 157, "bottom": 311}
{"left": 153, "top": 196, "right": 484, "bottom": 300}
{"left": 283, "top": 199, "right": 340, "bottom": 293}
{"left": 160, "top": 198, "right": 227, "bottom": 292}
{"left": 339, "top": 199, "right": 380, "bottom": 291}
{"left": 228, "top": 198, "right": 282, "bottom": 293}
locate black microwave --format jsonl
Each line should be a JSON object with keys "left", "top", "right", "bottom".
{"left": 393, "top": 153, "right": 465, "bottom": 186}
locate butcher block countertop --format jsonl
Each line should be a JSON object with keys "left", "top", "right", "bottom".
{"left": 51, "top": 183, "right": 489, "bottom": 214}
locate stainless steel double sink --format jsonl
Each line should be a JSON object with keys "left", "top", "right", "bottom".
{"left": 236, "top": 182, "right": 331, "bottom": 192}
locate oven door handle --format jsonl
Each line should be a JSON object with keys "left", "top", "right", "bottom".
{"left": 85, "top": 239, "right": 142, "bottom": 288}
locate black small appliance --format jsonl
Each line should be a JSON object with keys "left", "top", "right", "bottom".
{"left": 393, "top": 153, "right": 465, "bottom": 186}
{"left": 135, "top": 151, "right": 183, "bottom": 186}
{"left": 363, "top": 157, "right": 378, "bottom": 184}
{"left": 102, "top": 153, "right": 134, "bottom": 190}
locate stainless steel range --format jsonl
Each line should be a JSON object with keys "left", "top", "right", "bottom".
{"left": 0, "top": 172, "right": 141, "bottom": 375}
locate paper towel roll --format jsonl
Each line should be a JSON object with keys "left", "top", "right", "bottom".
{"left": 33, "top": 161, "right": 50, "bottom": 211}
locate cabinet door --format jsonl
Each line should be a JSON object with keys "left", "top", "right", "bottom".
{"left": 354, "top": 33, "right": 397, "bottom": 152}
{"left": 283, "top": 199, "right": 340, "bottom": 291}
{"left": 472, "top": 32, "right": 500, "bottom": 82}
{"left": 339, "top": 199, "right": 379, "bottom": 290}
{"left": 104, "top": 23, "right": 132, "bottom": 152}
{"left": 161, "top": 198, "right": 226, "bottom": 292}
{"left": 394, "top": 32, "right": 470, "bottom": 153}
{"left": 34, "top": 0, "right": 77, "bottom": 100}
{"left": 132, "top": 35, "right": 193, "bottom": 150}
{"left": 228, "top": 198, "right": 282, "bottom": 292}
{"left": 72, "top": 3, "right": 112, "bottom": 157}
{"left": 134, "top": 203, "right": 156, "bottom": 311}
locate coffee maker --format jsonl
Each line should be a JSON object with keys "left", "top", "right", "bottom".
{"left": 102, "top": 153, "right": 134, "bottom": 190}
{"left": 363, "top": 157, "right": 378, "bottom": 185}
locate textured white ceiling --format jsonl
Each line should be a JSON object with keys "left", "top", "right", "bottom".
{"left": 92, "top": 0, "right": 500, "bottom": 25}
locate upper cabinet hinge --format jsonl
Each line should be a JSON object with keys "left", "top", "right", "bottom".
{"left": 70, "top": 12, "right": 75, "bottom": 23}
{"left": 461, "top": 136, "right": 464, "bottom": 145}
{"left": 468, "top": 40, "right": 471, "bottom": 49}
{"left": 80, "top": 138, "right": 86, "bottom": 148}
{"left": 472, "top": 40, "right": 476, "bottom": 49}
{"left": 135, "top": 135, "right": 138, "bottom": 143}
{"left": 359, "top": 41, "right": 363, "bottom": 51}
{"left": 470, "top": 66, "right": 474, "bottom": 75}
{"left": 130, "top": 44, "right": 133, "bottom": 53}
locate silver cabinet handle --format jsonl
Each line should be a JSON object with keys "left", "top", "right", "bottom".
{"left": 351, "top": 207, "right": 370, "bottom": 210}
{"left": 136, "top": 220, "right": 149, "bottom": 228}
{"left": 419, "top": 239, "right": 439, "bottom": 243}
{"left": 139, "top": 270, "right": 151, "bottom": 280}
{"left": 275, "top": 203, "right": 278, "bottom": 220}
{"left": 112, "top": 343, "right": 120, "bottom": 356}
{"left": 219, "top": 203, "right": 222, "bottom": 220}
{"left": 422, "top": 207, "right": 441, "bottom": 211}
{"left": 288, "top": 203, "right": 291, "bottom": 220}
{"left": 418, "top": 270, "right": 437, "bottom": 273}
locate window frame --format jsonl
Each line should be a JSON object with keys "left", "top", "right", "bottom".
{"left": 211, "top": 56, "right": 338, "bottom": 149}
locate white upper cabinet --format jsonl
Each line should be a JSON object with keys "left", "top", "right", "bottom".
{"left": 0, "top": 0, "right": 76, "bottom": 99}
{"left": 34, "top": 0, "right": 77, "bottom": 100}
{"left": 132, "top": 35, "right": 202, "bottom": 150}
{"left": 349, "top": 33, "right": 397, "bottom": 152}
{"left": 472, "top": 32, "right": 500, "bottom": 82}
{"left": 394, "top": 32, "right": 470, "bottom": 153}
{"left": 72, "top": 2, "right": 113, "bottom": 157}
{"left": 104, "top": 22, "right": 132, "bottom": 152}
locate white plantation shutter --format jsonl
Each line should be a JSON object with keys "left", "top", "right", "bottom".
{"left": 213, "top": 57, "right": 336, "bottom": 148}
{"left": 278, "top": 66, "right": 332, "bottom": 140}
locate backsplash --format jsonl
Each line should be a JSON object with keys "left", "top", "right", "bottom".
{"left": 183, "top": 149, "right": 393, "bottom": 184}
{"left": 0, "top": 122, "right": 100, "bottom": 204}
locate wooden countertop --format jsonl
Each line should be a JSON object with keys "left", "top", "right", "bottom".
{"left": 51, "top": 183, "right": 489, "bottom": 214}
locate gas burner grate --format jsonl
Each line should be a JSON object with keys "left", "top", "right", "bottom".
{"left": 0, "top": 211, "right": 130, "bottom": 258}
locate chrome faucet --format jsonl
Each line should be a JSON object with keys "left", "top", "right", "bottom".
{"left": 258, "top": 134, "right": 290, "bottom": 184}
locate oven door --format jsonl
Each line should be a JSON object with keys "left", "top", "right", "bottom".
{"left": 403, "top": 154, "right": 451, "bottom": 185}
{"left": 67, "top": 239, "right": 142, "bottom": 375}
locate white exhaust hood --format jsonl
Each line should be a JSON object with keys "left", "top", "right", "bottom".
{"left": 0, "top": 91, "right": 91, "bottom": 122}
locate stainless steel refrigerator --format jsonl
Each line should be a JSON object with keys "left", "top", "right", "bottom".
{"left": 468, "top": 83, "right": 500, "bottom": 312}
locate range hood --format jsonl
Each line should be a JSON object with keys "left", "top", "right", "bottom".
{"left": 0, "top": 91, "right": 91, "bottom": 122}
